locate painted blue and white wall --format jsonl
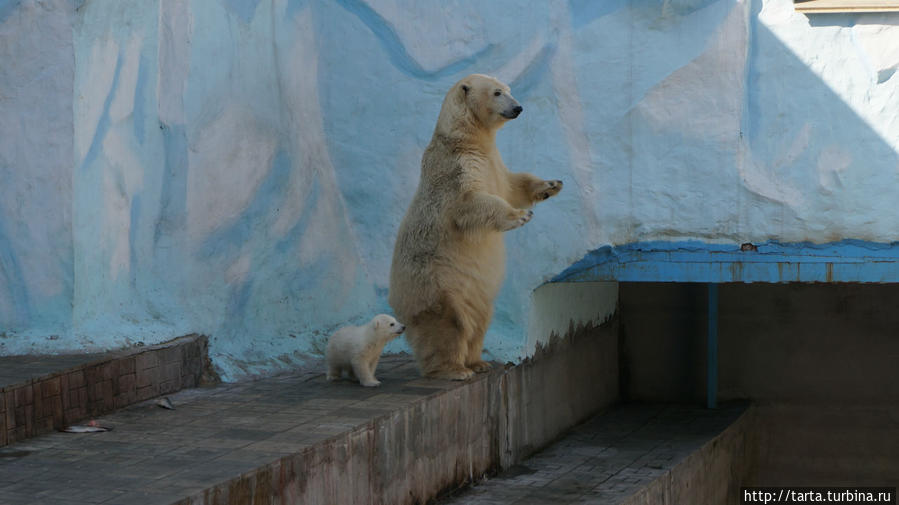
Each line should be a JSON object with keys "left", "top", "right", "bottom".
{"left": 1, "top": 0, "right": 897, "bottom": 380}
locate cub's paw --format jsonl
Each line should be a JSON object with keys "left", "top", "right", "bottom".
{"left": 360, "top": 379, "right": 381, "bottom": 387}
{"left": 427, "top": 367, "right": 475, "bottom": 381}
{"left": 468, "top": 360, "right": 493, "bottom": 373}
{"left": 502, "top": 209, "right": 533, "bottom": 231}
{"left": 532, "top": 179, "right": 563, "bottom": 201}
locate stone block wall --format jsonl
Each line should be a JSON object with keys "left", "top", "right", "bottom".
{"left": 0, "top": 334, "right": 210, "bottom": 446}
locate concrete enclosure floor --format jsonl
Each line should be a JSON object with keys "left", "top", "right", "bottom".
{"left": 438, "top": 402, "right": 751, "bottom": 505}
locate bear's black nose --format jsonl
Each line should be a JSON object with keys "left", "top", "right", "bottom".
{"left": 502, "top": 105, "right": 523, "bottom": 119}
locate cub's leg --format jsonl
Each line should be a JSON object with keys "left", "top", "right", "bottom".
{"left": 351, "top": 358, "right": 381, "bottom": 387}
{"left": 326, "top": 362, "right": 342, "bottom": 381}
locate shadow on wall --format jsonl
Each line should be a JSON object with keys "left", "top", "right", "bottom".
{"left": 739, "top": 17, "right": 899, "bottom": 239}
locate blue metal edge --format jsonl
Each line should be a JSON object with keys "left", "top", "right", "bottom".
{"left": 551, "top": 239, "right": 899, "bottom": 284}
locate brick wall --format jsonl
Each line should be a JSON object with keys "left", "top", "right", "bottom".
{"left": 0, "top": 334, "right": 211, "bottom": 447}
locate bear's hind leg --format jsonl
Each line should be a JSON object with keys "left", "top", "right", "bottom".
{"left": 407, "top": 316, "right": 474, "bottom": 381}
{"left": 465, "top": 304, "right": 493, "bottom": 373}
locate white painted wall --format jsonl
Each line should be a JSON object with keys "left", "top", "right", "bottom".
{"left": 1, "top": 0, "right": 896, "bottom": 379}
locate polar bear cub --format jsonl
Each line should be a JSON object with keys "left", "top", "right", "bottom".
{"left": 326, "top": 314, "right": 406, "bottom": 387}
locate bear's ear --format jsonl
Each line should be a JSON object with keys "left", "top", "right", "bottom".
{"left": 374, "top": 319, "right": 380, "bottom": 329}
{"left": 461, "top": 84, "right": 470, "bottom": 94}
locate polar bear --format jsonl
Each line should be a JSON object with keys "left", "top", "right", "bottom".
{"left": 389, "top": 74, "right": 562, "bottom": 380}
{"left": 325, "top": 314, "right": 406, "bottom": 387}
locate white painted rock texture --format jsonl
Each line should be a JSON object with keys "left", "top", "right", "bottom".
{"left": 1, "top": 0, "right": 896, "bottom": 379}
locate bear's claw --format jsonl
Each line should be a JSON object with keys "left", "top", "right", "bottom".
{"left": 536, "top": 179, "right": 563, "bottom": 201}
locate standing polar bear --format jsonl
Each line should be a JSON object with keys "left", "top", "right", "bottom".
{"left": 389, "top": 74, "right": 562, "bottom": 380}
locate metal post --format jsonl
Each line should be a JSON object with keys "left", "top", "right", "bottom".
{"left": 707, "top": 283, "right": 718, "bottom": 409}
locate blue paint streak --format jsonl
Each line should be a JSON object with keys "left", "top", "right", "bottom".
{"left": 569, "top": 0, "right": 628, "bottom": 29}
{"left": 0, "top": 0, "right": 22, "bottom": 25}
{"left": 284, "top": 256, "right": 330, "bottom": 302}
{"left": 155, "top": 123, "right": 188, "bottom": 245}
{"left": 224, "top": 0, "right": 261, "bottom": 24}
{"left": 199, "top": 150, "right": 292, "bottom": 258}
{"left": 132, "top": 50, "right": 149, "bottom": 144}
{"left": 223, "top": 276, "right": 255, "bottom": 330}
{"left": 129, "top": 195, "right": 141, "bottom": 287}
{"left": 0, "top": 219, "right": 31, "bottom": 328}
{"left": 79, "top": 52, "right": 123, "bottom": 172}
{"left": 743, "top": 0, "right": 764, "bottom": 144}
{"left": 285, "top": 0, "right": 308, "bottom": 18}
{"left": 509, "top": 43, "right": 556, "bottom": 99}
{"left": 552, "top": 240, "right": 899, "bottom": 284}
{"left": 334, "top": 0, "right": 499, "bottom": 80}
{"left": 569, "top": 0, "right": 723, "bottom": 30}
{"left": 274, "top": 178, "right": 320, "bottom": 256}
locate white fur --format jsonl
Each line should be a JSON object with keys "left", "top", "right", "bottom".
{"left": 325, "top": 314, "right": 406, "bottom": 387}
{"left": 389, "top": 74, "right": 562, "bottom": 380}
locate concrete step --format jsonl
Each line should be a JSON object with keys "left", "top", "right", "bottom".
{"left": 0, "top": 320, "right": 619, "bottom": 505}
{"left": 437, "top": 402, "right": 752, "bottom": 505}
{"left": 0, "top": 335, "right": 213, "bottom": 447}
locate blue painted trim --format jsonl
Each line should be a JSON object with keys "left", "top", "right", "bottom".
{"left": 551, "top": 240, "right": 899, "bottom": 284}
{"left": 707, "top": 283, "right": 718, "bottom": 409}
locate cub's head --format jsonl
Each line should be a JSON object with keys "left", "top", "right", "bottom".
{"left": 438, "top": 74, "right": 522, "bottom": 135}
{"left": 371, "top": 314, "right": 406, "bottom": 341}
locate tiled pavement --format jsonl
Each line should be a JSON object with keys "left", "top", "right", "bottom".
{"left": 437, "top": 402, "right": 747, "bottom": 505}
{"left": 0, "top": 355, "right": 446, "bottom": 505}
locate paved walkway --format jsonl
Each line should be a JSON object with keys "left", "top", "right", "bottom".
{"left": 0, "top": 355, "right": 446, "bottom": 505}
{"left": 438, "top": 403, "right": 747, "bottom": 505}
{"left": 0, "top": 349, "right": 746, "bottom": 505}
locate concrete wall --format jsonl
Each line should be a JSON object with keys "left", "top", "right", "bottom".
{"left": 182, "top": 318, "right": 619, "bottom": 505}
{"left": 2, "top": 0, "right": 898, "bottom": 379}
{"left": 752, "top": 404, "right": 899, "bottom": 486}
{"left": 619, "top": 282, "right": 899, "bottom": 403}
{"left": 619, "top": 282, "right": 899, "bottom": 485}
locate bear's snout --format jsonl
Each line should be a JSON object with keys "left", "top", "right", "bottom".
{"left": 396, "top": 324, "right": 406, "bottom": 334}
{"left": 502, "top": 104, "right": 523, "bottom": 119}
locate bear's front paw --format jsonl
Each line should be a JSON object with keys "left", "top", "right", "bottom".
{"left": 360, "top": 379, "right": 381, "bottom": 387}
{"left": 533, "top": 179, "right": 563, "bottom": 202}
{"left": 502, "top": 209, "right": 533, "bottom": 231}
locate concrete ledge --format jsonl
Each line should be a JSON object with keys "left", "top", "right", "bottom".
{"left": 0, "top": 334, "right": 212, "bottom": 446}
{"left": 623, "top": 405, "right": 757, "bottom": 505}
{"left": 184, "top": 318, "right": 618, "bottom": 505}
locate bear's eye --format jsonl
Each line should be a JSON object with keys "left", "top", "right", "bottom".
{"left": 493, "top": 90, "right": 501, "bottom": 97}
{"left": 390, "top": 322, "right": 395, "bottom": 327}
